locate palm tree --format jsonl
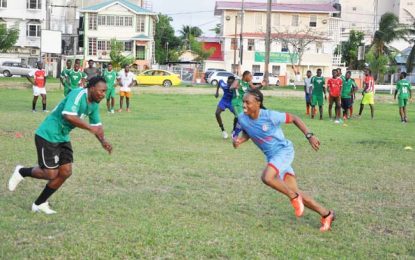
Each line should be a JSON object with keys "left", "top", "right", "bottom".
{"left": 179, "top": 25, "right": 203, "bottom": 40}
{"left": 372, "top": 13, "right": 407, "bottom": 57}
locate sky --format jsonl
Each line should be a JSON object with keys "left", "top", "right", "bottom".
{"left": 151, "top": 0, "right": 221, "bottom": 36}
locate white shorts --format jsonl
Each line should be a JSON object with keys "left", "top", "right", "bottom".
{"left": 33, "top": 86, "right": 46, "bottom": 96}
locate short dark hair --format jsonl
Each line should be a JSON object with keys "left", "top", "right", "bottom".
{"left": 346, "top": 71, "right": 351, "bottom": 75}
{"left": 307, "top": 70, "right": 311, "bottom": 73}
{"left": 86, "top": 76, "right": 106, "bottom": 89}
{"left": 88, "top": 59, "right": 94, "bottom": 63}
{"left": 242, "top": 70, "right": 251, "bottom": 78}
{"left": 317, "top": 68, "right": 322, "bottom": 72}
{"left": 401, "top": 71, "right": 407, "bottom": 77}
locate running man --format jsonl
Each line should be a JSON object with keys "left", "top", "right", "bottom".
{"left": 68, "top": 62, "right": 87, "bottom": 92}
{"left": 84, "top": 59, "right": 101, "bottom": 82}
{"left": 103, "top": 64, "right": 117, "bottom": 113}
{"left": 341, "top": 71, "right": 357, "bottom": 120}
{"left": 304, "top": 70, "right": 313, "bottom": 115}
{"left": 215, "top": 76, "right": 236, "bottom": 139}
{"left": 394, "top": 72, "right": 412, "bottom": 123}
{"left": 310, "top": 68, "right": 327, "bottom": 120}
{"left": 233, "top": 88, "right": 335, "bottom": 232}
{"left": 60, "top": 60, "right": 72, "bottom": 96}
{"left": 358, "top": 69, "right": 375, "bottom": 119}
{"left": 117, "top": 64, "right": 136, "bottom": 112}
{"left": 26, "top": 61, "right": 47, "bottom": 113}
{"left": 327, "top": 69, "right": 343, "bottom": 123}
{"left": 8, "top": 76, "right": 112, "bottom": 214}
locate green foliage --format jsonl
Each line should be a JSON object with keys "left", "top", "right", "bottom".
{"left": 109, "top": 39, "right": 134, "bottom": 70}
{"left": 335, "top": 30, "right": 365, "bottom": 69}
{"left": 210, "top": 23, "right": 221, "bottom": 36}
{"left": 0, "top": 24, "right": 19, "bottom": 52}
{"left": 179, "top": 25, "right": 203, "bottom": 40}
{"left": 187, "top": 36, "right": 214, "bottom": 61}
{"left": 366, "top": 46, "right": 389, "bottom": 83}
{"left": 154, "top": 14, "right": 181, "bottom": 63}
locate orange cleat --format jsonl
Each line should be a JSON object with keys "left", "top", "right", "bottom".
{"left": 320, "top": 210, "right": 335, "bottom": 232}
{"left": 290, "top": 193, "right": 304, "bottom": 217}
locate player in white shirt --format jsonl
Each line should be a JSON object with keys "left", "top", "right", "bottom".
{"left": 117, "top": 64, "right": 136, "bottom": 112}
{"left": 304, "top": 70, "right": 313, "bottom": 116}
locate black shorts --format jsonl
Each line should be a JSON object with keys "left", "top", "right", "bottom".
{"left": 35, "top": 135, "right": 73, "bottom": 169}
{"left": 341, "top": 98, "right": 352, "bottom": 110}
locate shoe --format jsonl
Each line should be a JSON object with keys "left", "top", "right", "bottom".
{"left": 43, "top": 110, "right": 49, "bottom": 113}
{"left": 8, "top": 165, "right": 24, "bottom": 191}
{"left": 290, "top": 194, "right": 304, "bottom": 217}
{"left": 334, "top": 119, "right": 340, "bottom": 124}
{"left": 222, "top": 131, "right": 228, "bottom": 139}
{"left": 111, "top": 109, "right": 115, "bottom": 114}
{"left": 32, "top": 202, "right": 57, "bottom": 215}
{"left": 320, "top": 210, "right": 335, "bottom": 232}
{"left": 32, "top": 110, "right": 37, "bottom": 113}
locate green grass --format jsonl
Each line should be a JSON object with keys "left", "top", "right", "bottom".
{"left": 0, "top": 88, "right": 414, "bottom": 258}
{"left": 0, "top": 76, "right": 60, "bottom": 83}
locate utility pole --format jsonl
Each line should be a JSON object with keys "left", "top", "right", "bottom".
{"left": 264, "top": 0, "right": 272, "bottom": 85}
{"left": 233, "top": 15, "right": 238, "bottom": 74}
{"left": 373, "top": 0, "right": 378, "bottom": 34}
{"left": 239, "top": 0, "right": 245, "bottom": 70}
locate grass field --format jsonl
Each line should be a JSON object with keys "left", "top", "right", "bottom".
{"left": 0, "top": 88, "right": 414, "bottom": 258}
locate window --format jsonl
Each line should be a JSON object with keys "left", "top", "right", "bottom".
{"left": 98, "top": 40, "right": 108, "bottom": 50}
{"left": 125, "top": 16, "right": 133, "bottom": 26}
{"left": 291, "top": 15, "right": 299, "bottom": 27}
{"left": 281, "top": 42, "right": 288, "bottom": 52}
{"left": 136, "top": 15, "right": 145, "bottom": 32}
{"left": 124, "top": 41, "right": 132, "bottom": 52}
{"left": 272, "top": 65, "right": 280, "bottom": 76}
{"left": 352, "top": 7, "right": 357, "bottom": 11}
{"left": 231, "top": 38, "right": 238, "bottom": 50}
{"left": 27, "top": 0, "right": 41, "bottom": 9}
{"left": 0, "top": 0, "right": 7, "bottom": 8}
{"left": 136, "top": 46, "right": 145, "bottom": 60}
{"left": 256, "top": 13, "right": 263, "bottom": 26}
{"left": 316, "top": 42, "right": 323, "bottom": 53}
{"left": 89, "top": 14, "right": 97, "bottom": 30}
{"left": 309, "top": 15, "right": 317, "bottom": 27}
{"left": 98, "top": 15, "right": 106, "bottom": 26}
{"left": 248, "top": 39, "right": 255, "bottom": 51}
{"left": 116, "top": 16, "right": 124, "bottom": 26}
{"left": 272, "top": 13, "right": 280, "bottom": 27}
{"left": 26, "top": 24, "right": 41, "bottom": 37}
{"left": 88, "top": 37, "right": 97, "bottom": 55}
{"left": 107, "top": 16, "right": 115, "bottom": 26}
{"left": 252, "top": 65, "right": 260, "bottom": 73}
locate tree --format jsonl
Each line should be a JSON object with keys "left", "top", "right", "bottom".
{"left": 272, "top": 29, "right": 324, "bottom": 74}
{"left": 365, "top": 45, "right": 390, "bottom": 83}
{"left": 210, "top": 23, "right": 221, "bottom": 36}
{"left": 335, "top": 30, "right": 365, "bottom": 69}
{"left": 109, "top": 39, "right": 134, "bottom": 70}
{"left": 154, "top": 14, "right": 181, "bottom": 63}
{"left": 179, "top": 25, "right": 203, "bottom": 40}
{"left": 187, "top": 36, "right": 214, "bottom": 61}
{"left": 0, "top": 24, "right": 19, "bottom": 52}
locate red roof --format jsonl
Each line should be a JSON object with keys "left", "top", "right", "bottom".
{"left": 215, "top": 1, "right": 338, "bottom": 15}
{"left": 226, "top": 32, "right": 328, "bottom": 41}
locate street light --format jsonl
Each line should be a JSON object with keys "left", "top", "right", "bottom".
{"left": 165, "top": 41, "right": 169, "bottom": 63}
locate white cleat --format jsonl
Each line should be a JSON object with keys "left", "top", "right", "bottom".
{"left": 334, "top": 120, "right": 340, "bottom": 124}
{"left": 32, "top": 202, "right": 57, "bottom": 215}
{"left": 222, "top": 131, "right": 229, "bottom": 139}
{"left": 8, "top": 165, "right": 24, "bottom": 191}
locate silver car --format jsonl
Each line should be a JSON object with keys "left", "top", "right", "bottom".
{"left": 0, "top": 61, "right": 34, "bottom": 77}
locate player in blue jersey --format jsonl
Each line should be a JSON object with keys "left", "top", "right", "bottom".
{"left": 215, "top": 76, "right": 236, "bottom": 139}
{"left": 232, "top": 88, "right": 335, "bottom": 232}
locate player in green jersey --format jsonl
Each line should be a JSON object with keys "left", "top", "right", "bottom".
{"left": 394, "top": 72, "right": 412, "bottom": 123}
{"left": 68, "top": 63, "right": 87, "bottom": 92}
{"left": 60, "top": 60, "right": 72, "bottom": 96}
{"left": 8, "top": 76, "right": 112, "bottom": 214}
{"left": 103, "top": 64, "right": 118, "bottom": 113}
{"left": 341, "top": 71, "right": 357, "bottom": 120}
{"left": 310, "top": 68, "right": 327, "bottom": 120}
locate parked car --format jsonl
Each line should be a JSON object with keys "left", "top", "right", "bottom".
{"left": 0, "top": 61, "right": 34, "bottom": 77}
{"left": 252, "top": 72, "right": 280, "bottom": 86}
{"left": 136, "top": 69, "right": 181, "bottom": 87}
{"left": 204, "top": 68, "right": 226, "bottom": 82}
{"left": 207, "top": 71, "right": 238, "bottom": 86}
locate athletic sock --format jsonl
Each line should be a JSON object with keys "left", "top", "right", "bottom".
{"left": 19, "top": 167, "right": 33, "bottom": 177}
{"left": 219, "top": 124, "right": 225, "bottom": 131}
{"left": 32, "top": 102, "right": 36, "bottom": 111}
{"left": 233, "top": 117, "right": 238, "bottom": 131}
{"left": 42, "top": 103, "right": 46, "bottom": 111}
{"left": 34, "top": 185, "right": 57, "bottom": 206}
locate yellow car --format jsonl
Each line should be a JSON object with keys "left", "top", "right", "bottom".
{"left": 136, "top": 69, "right": 181, "bottom": 87}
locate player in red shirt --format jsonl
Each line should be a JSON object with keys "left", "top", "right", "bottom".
{"left": 358, "top": 69, "right": 375, "bottom": 119}
{"left": 327, "top": 69, "right": 342, "bottom": 123}
{"left": 26, "top": 61, "right": 47, "bottom": 112}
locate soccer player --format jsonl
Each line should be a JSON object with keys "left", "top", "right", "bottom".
{"left": 341, "top": 71, "right": 357, "bottom": 120}
{"left": 337, "top": 68, "right": 346, "bottom": 83}
{"left": 310, "top": 68, "right": 327, "bottom": 120}
{"left": 84, "top": 59, "right": 101, "bottom": 82}
{"left": 117, "top": 64, "right": 136, "bottom": 112}
{"left": 394, "top": 72, "right": 412, "bottom": 123}
{"left": 327, "top": 69, "right": 343, "bottom": 123}
{"left": 215, "top": 76, "right": 236, "bottom": 139}
{"left": 60, "top": 60, "right": 72, "bottom": 96}
{"left": 103, "top": 64, "right": 117, "bottom": 113}
{"left": 68, "top": 62, "right": 87, "bottom": 92}
{"left": 8, "top": 76, "right": 112, "bottom": 214}
{"left": 358, "top": 69, "right": 375, "bottom": 119}
{"left": 233, "top": 88, "right": 335, "bottom": 232}
{"left": 26, "top": 61, "right": 47, "bottom": 113}
{"left": 304, "top": 70, "right": 313, "bottom": 115}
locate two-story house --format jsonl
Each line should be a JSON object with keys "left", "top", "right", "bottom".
{"left": 80, "top": 0, "right": 157, "bottom": 69}
{"left": 0, "top": 0, "right": 47, "bottom": 67}
{"left": 214, "top": 1, "right": 340, "bottom": 81}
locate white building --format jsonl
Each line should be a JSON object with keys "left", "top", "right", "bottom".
{"left": 214, "top": 1, "right": 340, "bottom": 83}
{"left": 80, "top": 0, "right": 157, "bottom": 69}
{"left": 0, "top": 0, "right": 47, "bottom": 66}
